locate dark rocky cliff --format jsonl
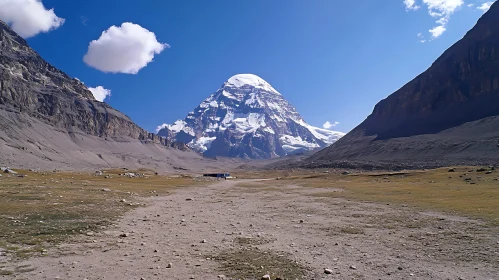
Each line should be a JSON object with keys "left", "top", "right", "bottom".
{"left": 0, "top": 20, "right": 173, "bottom": 147}
{"left": 364, "top": 2, "right": 499, "bottom": 139}
{"left": 308, "top": 2, "right": 499, "bottom": 167}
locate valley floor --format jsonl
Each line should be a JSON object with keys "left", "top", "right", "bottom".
{"left": 1, "top": 176, "right": 498, "bottom": 280}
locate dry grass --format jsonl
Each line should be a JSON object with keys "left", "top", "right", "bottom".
{"left": 236, "top": 167, "right": 499, "bottom": 224}
{"left": 0, "top": 168, "right": 201, "bottom": 259}
{"left": 211, "top": 248, "right": 306, "bottom": 279}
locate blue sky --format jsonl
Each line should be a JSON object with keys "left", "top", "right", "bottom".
{"left": 1, "top": 0, "right": 495, "bottom": 133}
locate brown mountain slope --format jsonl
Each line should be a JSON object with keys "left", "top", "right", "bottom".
{"left": 308, "top": 2, "right": 499, "bottom": 168}
{"left": 0, "top": 20, "right": 223, "bottom": 172}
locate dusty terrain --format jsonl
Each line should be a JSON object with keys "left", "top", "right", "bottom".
{"left": 1, "top": 168, "right": 498, "bottom": 280}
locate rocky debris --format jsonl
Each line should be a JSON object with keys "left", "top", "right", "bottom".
{"left": 448, "top": 168, "right": 456, "bottom": 172}
{"left": 477, "top": 168, "right": 488, "bottom": 172}
{"left": 1, "top": 167, "right": 17, "bottom": 174}
{"left": 101, "top": 188, "right": 111, "bottom": 192}
{"left": 349, "top": 265, "right": 357, "bottom": 270}
{"left": 341, "top": 171, "right": 350, "bottom": 175}
{"left": 166, "top": 263, "right": 172, "bottom": 269}
{"left": 120, "top": 172, "right": 145, "bottom": 178}
{"left": 261, "top": 275, "right": 271, "bottom": 280}
{"left": 324, "top": 268, "right": 333, "bottom": 274}
{"left": 95, "top": 171, "right": 103, "bottom": 176}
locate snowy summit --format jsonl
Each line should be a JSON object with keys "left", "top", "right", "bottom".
{"left": 157, "top": 74, "right": 344, "bottom": 158}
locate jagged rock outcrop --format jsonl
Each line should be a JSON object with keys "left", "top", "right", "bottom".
{"left": 308, "top": 2, "right": 499, "bottom": 167}
{"left": 157, "top": 74, "right": 344, "bottom": 159}
{"left": 0, "top": 20, "right": 175, "bottom": 148}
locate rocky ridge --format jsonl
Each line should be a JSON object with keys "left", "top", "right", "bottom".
{"left": 307, "top": 2, "right": 499, "bottom": 168}
{"left": 0, "top": 20, "right": 180, "bottom": 148}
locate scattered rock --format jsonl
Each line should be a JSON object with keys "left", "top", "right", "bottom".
{"left": 261, "top": 275, "right": 271, "bottom": 280}
{"left": 95, "top": 170, "right": 103, "bottom": 176}
{"left": 342, "top": 171, "right": 350, "bottom": 175}
{"left": 3, "top": 168, "right": 17, "bottom": 174}
{"left": 476, "top": 168, "right": 487, "bottom": 172}
{"left": 119, "top": 233, "right": 129, "bottom": 238}
{"left": 186, "top": 198, "right": 193, "bottom": 201}
{"left": 485, "top": 171, "right": 493, "bottom": 174}
{"left": 201, "top": 239, "right": 207, "bottom": 243}
{"left": 101, "top": 188, "right": 111, "bottom": 192}
{"left": 324, "top": 268, "right": 333, "bottom": 274}
{"left": 349, "top": 265, "right": 357, "bottom": 270}
{"left": 166, "top": 263, "right": 172, "bottom": 268}
{"left": 448, "top": 168, "right": 455, "bottom": 172}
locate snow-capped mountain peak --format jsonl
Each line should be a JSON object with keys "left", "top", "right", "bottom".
{"left": 157, "top": 74, "right": 345, "bottom": 158}
{"left": 224, "top": 74, "right": 280, "bottom": 95}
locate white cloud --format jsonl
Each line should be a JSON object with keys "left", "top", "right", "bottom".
{"left": 156, "top": 123, "right": 168, "bottom": 133}
{"left": 404, "top": 0, "right": 420, "bottom": 10}
{"left": 83, "top": 22, "right": 168, "bottom": 74}
{"left": 88, "top": 86, "right": 111, "bottom": 102}
{"left": 477, "top": 1, "right": 494, "bottom": 12}
{"left": 405, "top": 0, "right": 464, "bottom": 39}
{"left": 429, "top": 25, "right": 447, "bottom": 38}
{"left": 0, "top": 0, "right": 65, "bottom": 38}
{"left": 323, "top": 121, "right": 339, "bottom": 129}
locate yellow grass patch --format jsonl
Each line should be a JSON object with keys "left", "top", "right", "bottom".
{"left": 0, "top": 168, "right": 203, "bottom": 259}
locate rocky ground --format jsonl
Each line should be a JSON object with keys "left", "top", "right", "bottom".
{"left": 1, "top": 179, "right": 498, "bottom": 280}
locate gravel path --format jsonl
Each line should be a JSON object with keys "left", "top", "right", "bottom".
{"left": 6, "top": 180, "right": 498, "bottom": 280}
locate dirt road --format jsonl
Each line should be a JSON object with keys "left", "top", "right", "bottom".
{"left": 5, "top": 179, "right": 498, "bottom": 279}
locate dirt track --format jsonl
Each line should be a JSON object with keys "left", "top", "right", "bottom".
{"left": 6, "top": 179, "right": 498, "bottom": 280}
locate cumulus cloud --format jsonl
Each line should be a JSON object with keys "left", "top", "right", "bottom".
{"left": 156, "top": 124, "right": 168, "bottom": 133}
{"left": 404, "top": 0, "right": 464, "bottom": 39}
{"left": 88, "top": 86, "right": 111, "bottom": 102}
{"left": 83, "top": 22, "right": 168, "bottom": 74}
{"left": 323, "top": 121, "right": 339, "bottom": 129}
{"left": 404, "top": 0, "right": 420, "bottom": 10}
{"left": 429, "top": 25, "right": 447, "bottom": 38}
{"left": 0, "top": 0, "right": 65, "bottom": 38}
{"left": 477, "top": 1, "right": 495, "bottom": 12}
